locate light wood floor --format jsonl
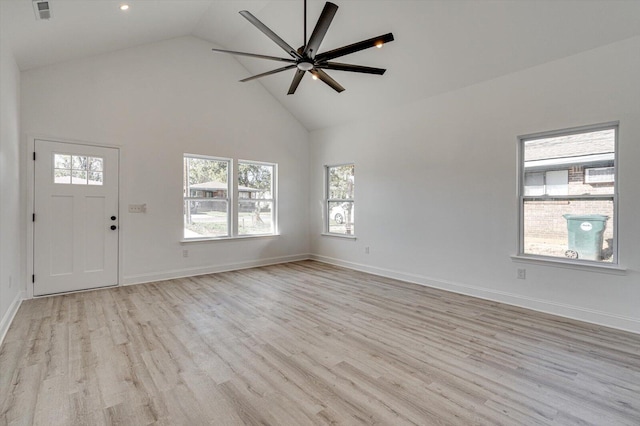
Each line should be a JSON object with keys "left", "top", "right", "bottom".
{"left": 1, "top": 261, "right": 639, "bottom": 425}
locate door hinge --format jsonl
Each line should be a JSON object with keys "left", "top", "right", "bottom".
{"left": 32, "top": 275, "right": 35, "bottom": 283}
{"left": 32, "top": 213, "right": 36, "bottom": 222}
{"left": 33, "top": 152, "right": 36, "bottom": 161}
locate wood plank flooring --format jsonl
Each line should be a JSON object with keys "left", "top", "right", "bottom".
{"left": 1, "top": 260, "right": 639, "bottom": 425}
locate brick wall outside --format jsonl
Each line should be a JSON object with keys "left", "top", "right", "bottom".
{"left": 523, "top": 167, "right": 614, "bottom": 261}
{"left": 567, "top": 165, "right": 613, "bottom": 195}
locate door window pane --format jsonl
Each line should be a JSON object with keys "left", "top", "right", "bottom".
{"left": 54, "top": 153, "right": 103, "bottom": 185}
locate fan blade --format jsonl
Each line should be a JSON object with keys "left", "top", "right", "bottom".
{"left": 304, "top": 2, "right": 338, "bottom": 59}
{"left": 240, "top": 65, "right": 297, "bottom": 82}
{"left": 211, "top": 48, "right": 296, "bottom": 63}
{"left": 311, "top": 69, "right": 345, "bottom": 93}
{"left": 287, "top": 69, "right": 306, "bottom": 95}
{"left": 315, "top": 33, "right": 394, "bottom": 62}
{"left": 316, "top": 62, "right": 386, "bottom": 75}
{"left": 239, "top": 10, "right": 302, "bottom": 59}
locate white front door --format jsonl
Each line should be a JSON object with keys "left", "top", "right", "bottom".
{"left": 33, "top": 140, "right": 119, "bottom": 296}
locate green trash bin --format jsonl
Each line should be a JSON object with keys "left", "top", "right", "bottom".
{"left": 563, "top": 214, "right": 609, "bottom": 261}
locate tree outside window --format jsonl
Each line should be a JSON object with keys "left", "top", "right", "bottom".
{"left": 238, "top": 161, "right": 276, "bottom": 235}
{"left": 326, "top": 164, "right": 355, "bottom": 235}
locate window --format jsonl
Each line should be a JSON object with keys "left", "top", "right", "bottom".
{"left": 183, "top": 155, "right": 277, "bottom": 240}
{"left": 524, "top": 170, "right": 568, "bottom": 196}
{"left": 184, "top": 155, "right": 231, "bottom": 239}
{"left": 54, "top": 154, "right": 103, "bottom": 185}
{"left": 585, "top": 167, "right": 615, "bottom": 184}
{"left": 326, "top": 164, "right": 355, "bottom": 235}
{"left": 519, "top": 124, "right": 617, "bottom": 263}
{"left": 238, "top": 161, "right": 276, "bottom": 236}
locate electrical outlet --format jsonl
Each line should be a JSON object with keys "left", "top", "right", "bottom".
{"left": 517, "top": 268, "right": 526, "bottom": 279}
{"left": 364, "top": 246, "right": 370, "bottom": 254}
{"left": 128, "top": 204, "right": 147, "bottom": 213}
{"left": 182, "top": 249, "right": 189, "bottom": 258}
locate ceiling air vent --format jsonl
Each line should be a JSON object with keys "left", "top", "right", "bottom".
{"left": 32, "top": 0, "right": 52, "bottom": 20}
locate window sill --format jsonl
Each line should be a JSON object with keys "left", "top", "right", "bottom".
{"left": 321, "top": 233, "right": 357, "bottom": 240}
{"left": 181, "top": 234, "right": 280, "bottom": 244}
{"left": 510, "top": 255, "right": 626, "bottom": 275}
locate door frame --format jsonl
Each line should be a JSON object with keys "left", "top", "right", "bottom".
{"left": 26, "top": 135, "right": 123, "bottom": 299}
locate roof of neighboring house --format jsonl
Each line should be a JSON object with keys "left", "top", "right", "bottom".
{"left": 525, "top": 153, "right": 614, "bottom": 170}
{"left": 189, "top": 181, "right": 259, "bottom": 192}
{"left": 524, "top": 129, "right": 615, "bottom": 162}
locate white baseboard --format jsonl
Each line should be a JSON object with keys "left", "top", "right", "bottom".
{"left": 0, "top": 290, "right": 24, "bottom": 347}
{"left": 18, "top": 251, "right": 639, "bottom": 335}
{"left": 122, "top": 254, "right": 311, "bottom": 286}
{"left": 310, "top": 254, "right": 640, "bottom": 335}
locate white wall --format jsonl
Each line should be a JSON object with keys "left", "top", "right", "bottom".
{"left": 310, "top": 36, "right": 640, "bottom": 333}
{"left": 0, "top": 32, "right": 23, "bottom": 337}
{"left": 21, "top": 36, "right": 310, "bottom": 287}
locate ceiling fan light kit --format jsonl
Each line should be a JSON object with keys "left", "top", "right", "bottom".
{"left": 211, "top": 0, "right": 394, "bottom": 95}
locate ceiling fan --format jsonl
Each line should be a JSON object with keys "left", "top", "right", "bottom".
{"left": 211, "top": 0, "right": 394, "bottom": 95}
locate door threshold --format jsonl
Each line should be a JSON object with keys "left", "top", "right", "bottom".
{"left": 33, "top": 283, "right": 119, "bottom": 298}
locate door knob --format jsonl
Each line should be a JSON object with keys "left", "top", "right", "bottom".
{"left": 110, "top": 225, "right": 117, "bottom": 230}
{"left": 111, "top": 216, "right": 117, "bottom": 221}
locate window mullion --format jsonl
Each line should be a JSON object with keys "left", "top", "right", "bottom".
{"left": 230, "top": 159, "right": 237, "bottom": 237}
{"left": 522, "top": 195, "right": 614, "bottom": 201}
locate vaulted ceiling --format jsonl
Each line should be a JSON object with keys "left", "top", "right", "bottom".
{"left": 3, "top": 0, "right": 640, "bottom": 130}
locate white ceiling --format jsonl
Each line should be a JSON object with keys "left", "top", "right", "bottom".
{"left": 2, "top": 0, "right": 640, "bottom": 130}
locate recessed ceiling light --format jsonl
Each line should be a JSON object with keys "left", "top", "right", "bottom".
{"left": 120, "top": 4, "right": 129, "bottom": 11}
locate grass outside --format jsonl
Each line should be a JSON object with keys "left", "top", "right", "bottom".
{"left": 524, "top": 237, "right": 613, "bottom": 262}
{"left": 185, "top": 211, "right": 272, "bottom": 237}
{"left": 328, "top": 219, "right": 355, "bottom": 236}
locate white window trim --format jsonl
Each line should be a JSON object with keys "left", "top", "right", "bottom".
{"left": 516, "top": 122, "right": 620, "bottom": 266}
{"left": 321, "top": 233, "right": 357, "bottom": 240}
{"left": 510, "top": 254, "right": 626, "bottom": 275}
{"left": 180, "top": 234, "right": 280, "bottom": 244}
{"left": 325, "top": 162, "right": 355, "bottom": 236}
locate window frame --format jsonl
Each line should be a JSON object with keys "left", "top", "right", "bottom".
{"left": 183, "top": 154, "right": 279, "bottom": 241}
{"left": 183, "top": 153, "right": 232, "bottom": 240}
{"left": 325, "top": 163, "right": 355, "bottom": 236}
{"left": 237, "top": 159, "right": 278, "bottom": 236}
{"left": 517, "top": 122, "right": 619, "bottom": 265}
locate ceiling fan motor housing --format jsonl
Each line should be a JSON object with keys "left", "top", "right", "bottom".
{"left": 297, "top": 61, "right": 314, "bottom": 71}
